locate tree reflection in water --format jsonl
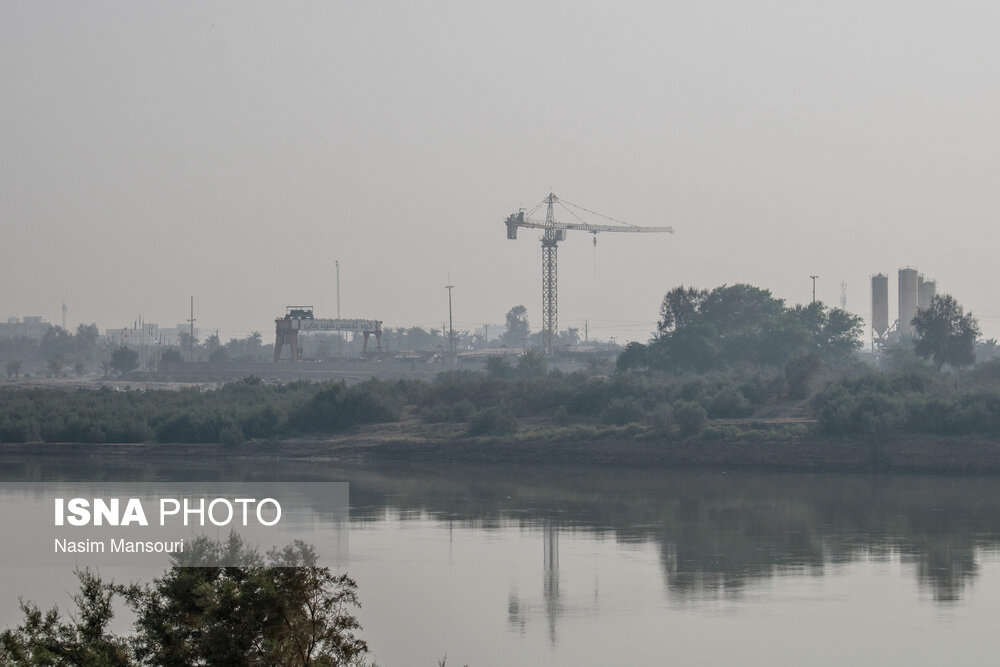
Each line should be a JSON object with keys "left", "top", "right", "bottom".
{"left": 5, "top": 457, "right": 998, "bottom": 611}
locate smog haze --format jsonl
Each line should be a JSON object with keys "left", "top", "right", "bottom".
{"left": 3, "top": 1, "right": 999, "bottom": 341}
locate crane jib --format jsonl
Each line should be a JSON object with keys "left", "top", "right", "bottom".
{"left": 505, "top": 216, "right": 673, "bottom": 235}
{"left": 503, "top": 192, "right": 673, "bottom": 355}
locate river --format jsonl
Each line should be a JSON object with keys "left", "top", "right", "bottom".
{"left": 2, "top": 455, "right": 1000, "bottom": 666}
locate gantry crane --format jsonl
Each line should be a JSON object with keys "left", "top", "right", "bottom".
{"left": 273, "top": 306, "right": 382, "bottom": 361}
{"left": 505, "top": 193, "right": 673, "bottom": 354}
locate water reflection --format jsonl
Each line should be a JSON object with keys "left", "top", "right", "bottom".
{"left": 3, "top": 454, "right": 998, "bottom": 609}
{"left": 505, "top": 520, "right": 564, "bottom": 643}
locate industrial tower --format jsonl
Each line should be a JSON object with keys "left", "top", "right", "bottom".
{"left": 505, "top": 193, "right": 673, "bottom": 354}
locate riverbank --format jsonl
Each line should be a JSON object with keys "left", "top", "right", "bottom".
{"left": 4, "top": 431, "right": 1000, "bottom": 474}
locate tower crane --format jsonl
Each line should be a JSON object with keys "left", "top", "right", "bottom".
{"left": 505, "top": 192, "right": 674, "bottom": 355}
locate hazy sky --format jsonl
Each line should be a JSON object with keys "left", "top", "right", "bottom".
{"left": 3, "top": 1, "right": 1000, "bottom": 344}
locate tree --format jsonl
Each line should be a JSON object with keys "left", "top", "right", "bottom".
{"left": 0, "top": 569, "right": 130, "bottom": 666}
{"left": 160, "top": 348, "right": 183, "bottom": 365}
{"left": 123, "top": 538, "right": 369, "bottom": 666}
{"left": 500, "top": 305, "right": 530, "bottom": 348}
{"left": 561, "top": 327, "right": 581, "bottom": 346}
{"left": 248, "top": 331, "right": 264, "bottom": 360}
{"left": 39, "top": 326, "right": 75, "bottom": 361}
{"left": 912, "top": 294, "right": 981, "bottom": 369}
{"left": 657, "top": 286, "right": 707, "bottom": 334}
{"left": 159, "top": 348, "right": 184, "bottom": 367}
{"left": 977, "top": 338, "right": 999, "bottom": 363}
{"left": 648, "top": 283, "right": 863, "bottom": 372}
{"left": 616, "top": 341, "right": 650, "bottom": 371}
{"left": 177, "top": 331, "right": 197, "bottom": 354}
{"left": 517, "top": 349, "right": 547, "bottom": 377}
{"left": 75, "top": 323, "right": 100, "bottom": 347}
{"left": 5, "top": 360, "right": 21, "bottom": 380}
{"left": 110, "top": 346, "right": 139, "bottom": 377}
{"left": 698, "top": 284, "right": 785, "bottom": 336}
{"left": 2, "top": 539, "right": 371, "bottom": 667}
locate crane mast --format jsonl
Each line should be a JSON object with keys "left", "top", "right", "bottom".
{"left": 505, "top": 192, "right": 674, "bottom": 355}
{"left": 541, "top": 193, "right": 560, "bottom": 356}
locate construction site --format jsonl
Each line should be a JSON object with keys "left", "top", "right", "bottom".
{"left": 144, "top": 191, "right": 670, "bottom": 382}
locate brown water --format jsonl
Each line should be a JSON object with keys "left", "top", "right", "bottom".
{"left": 3, "top": 456, "right": 1000, "bottom": 666}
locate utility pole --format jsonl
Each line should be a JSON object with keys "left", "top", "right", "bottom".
{"left": 446, "top": 282, "right": 454, "bottom": 355}
{"left": 188, "top": 296, "right": 195, "bottom": 362}
{"left": 810, "top": 276, "right": 819, "bottom": 304}
{"left": 483, "top": 324, "right": 488, "bottom": 349}
{"left": 335, "top": 259, "right": 342, "bottom": 357}
{"left": 584, "top": 320, "right": 589, "bottom": 343}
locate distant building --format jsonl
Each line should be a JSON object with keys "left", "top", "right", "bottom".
{"left": 0, "top": 316, "right": 50, "bottom": 340}
{"left": 156, "top": 325, "right": 200, "bottom": 347}
{"left": 100, "top": 323, "right": 199, "bottom": 349}
{"left": 102, "top": 321, "right": 189, "bottom": 371}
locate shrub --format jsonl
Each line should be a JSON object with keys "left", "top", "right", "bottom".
{"left": 647, "top": 404, "right": 674, "bottom": 434}
{"left": 619, "top": 422, "right": 647, "bottom": 438}
{"left": 485, "top": 357, "right": 515, "bottom": 380}
{"left": 105, "top": 420, "right": 154, "bottom": 443}
{"left": 785, "top": 352, "right": 821, "bottom": 399}
{"left": 467, "top": 406, "right": 518, "bottom": 437}
{"left": 565, "top": 377, "right": 611, "bottom": 416}
{"left": 738, "top": 376, "right": 767, "bottom": 406}
{"left": 450, "top": 399, "right": 476, "bottom": 422}
{"left": 554, "top": 406, "right": 572, "bottom": 425}
{"left": 563, "top": 424, "right": 600, "bottom": 440}
{"left": 289, "top": 380, "right": 403, "bottom": 432}
{"left": 421, "top": 399, "right": 476, "bottom": 424}
{"left": 706, "top": 388, "right": 753, "bottom": 418}
{"left": 601, "top": 397, "right": 646, "bottom": 425}
{"left": 420, "top": 404, "right": 452, "bottom": 423}
{"left": 219, "top": 423, "right": 244, "bottom": 447}
{"left": 700, "top": 424, "right": 740, "bottom": 440}
{"left": 674, "top": 401, "right": 707, "bottom": 437}
{"left": 679, "top": 379, "right": 707, "bottom": 402}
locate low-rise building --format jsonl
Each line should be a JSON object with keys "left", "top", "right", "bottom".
{"left": 0, "top": 316, "right": 50, "bottom": 340}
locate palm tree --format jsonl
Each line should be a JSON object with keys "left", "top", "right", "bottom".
{"left": 248, "top": 331, "right": 264, "bottom": 360}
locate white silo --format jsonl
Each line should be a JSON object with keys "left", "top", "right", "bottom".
{"left": 871, "top": 274, "right": 889, "bottom": 338}
{"left": 918, "top": 277, "right": 936, "bottom": 311}
{"left": 898, "top": 268, "right": 919, "bottom": 337}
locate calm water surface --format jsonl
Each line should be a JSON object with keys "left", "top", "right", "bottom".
{"left": 3, "top": 456, "right": 1000, "bottom": 666}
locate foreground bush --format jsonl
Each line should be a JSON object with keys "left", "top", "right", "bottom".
{"left": 0, "top": 537, "right": 371, "bottom": 667}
